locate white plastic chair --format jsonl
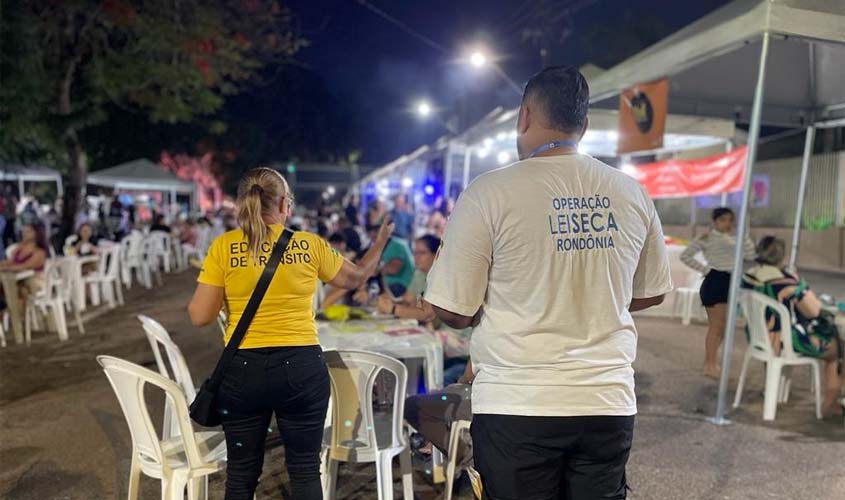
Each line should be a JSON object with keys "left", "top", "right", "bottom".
{"left": 86, "top": 243, "right": 124, "bottom": 309}
{"left": 97, "top": 355, "right": 225, "bottom": 500}
{"left": 53, "top": 257, "right": 85, "bottom": 334}
{"left": 733, "top": 290, "right": 823, "bottom": 421}
{"left": 147, "top": 231, "right": 173, "bottom": 274}
{"left": 322, "top": 350, "right": 413, "bottom": 500}
{"left": 444, "top": 419, "right": 472, "bottom": 500}
{"left": 138, "top": 315, "right": 206, "bottom": 443}
{"left": 672, "top": 270, "right": 705, "bottom": 326}
{"left": 142, "top": 237, "right": 164, "bottom": 287}
{"left": 121, "top": 231, "right": 151, "bottom": 289}
{"left": 63, "top": 235, "right": 79, "bottom": 256}
{"left": 181, "top": 226, "right": 212, "bottom": 269}
{"left": 5, "top": 243, "right": 19, "bottom": 261}
{"left": 1, "top": 310, "right": 10, "bottom": 347}
{"left": 25, "top": 259, "right": 70, "bottom": 344}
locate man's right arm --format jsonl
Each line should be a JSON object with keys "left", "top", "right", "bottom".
{"left": 630, "top": 295, "right": 665, "bottom": 312}
{"left": 631, "top": 203, "right": 674, "bottom": 311}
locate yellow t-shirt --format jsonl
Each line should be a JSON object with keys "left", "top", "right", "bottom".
{"left": 197, "top": 225, "right": 344, "bottom": 348}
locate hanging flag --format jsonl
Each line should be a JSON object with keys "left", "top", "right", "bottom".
{"left": 623, "top": 146, "right": 747, "bottom": 199}
{"left": 617, "top": 78, "right": 669, "bottom": 154}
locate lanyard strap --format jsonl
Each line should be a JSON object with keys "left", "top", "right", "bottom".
{"left": 528, "top": 139, "right": 578, "bottom": 159}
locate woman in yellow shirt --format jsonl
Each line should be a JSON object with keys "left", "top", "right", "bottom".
{"left": 188, "top": 167, "right": 392, "bottom": 500}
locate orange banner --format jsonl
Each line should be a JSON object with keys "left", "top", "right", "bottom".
{"left": 624, "top": 146, "right": 747, "bottom": 199}
{"left": 617, "top": 79, "right": 668, "bottom": 154}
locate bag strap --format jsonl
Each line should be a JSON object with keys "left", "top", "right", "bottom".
{"left": 207, "top": 228, "right": 294, "bottom": 390}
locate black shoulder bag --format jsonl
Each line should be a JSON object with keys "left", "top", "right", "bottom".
{"left": 190, "top": 228, "right": 293, "bottom": 427}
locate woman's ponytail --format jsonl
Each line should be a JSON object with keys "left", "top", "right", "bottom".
{"left": 236, "top": 168, "right": 288, "bottom": 260}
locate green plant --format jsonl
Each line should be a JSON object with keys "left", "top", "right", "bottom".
{"left": 803, "top": 216, "right": 834, "bottom": 231}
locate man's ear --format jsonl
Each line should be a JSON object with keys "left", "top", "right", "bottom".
{"left": 578, "top": 116, "right": 589, "bottom": 141}
{"left": 518, "top": 104, "right": 531, "bottom": 135}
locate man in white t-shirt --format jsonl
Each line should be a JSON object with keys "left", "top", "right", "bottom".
{"left": 425, "top": 66, "right": 673, "bottom": 500}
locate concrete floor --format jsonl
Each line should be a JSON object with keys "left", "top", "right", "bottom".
{"left": 0, "top": 271, "right": 843, "bottom": 500}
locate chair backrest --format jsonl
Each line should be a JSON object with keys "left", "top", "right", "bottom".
{"left": 196, "top": 226, "right": 213, "bottom": 255}
{"left": 137, "top": 315, "right": 197, "bottom": 400}
{"left": 38, "top": 258, "right": 64, "bottom": 300}
{"left": 324, "top": 350, "right": 408, "bottom": 461}
{"left": 51, "top": 258, "right": 78, "bottom": 303}
{"left": 97, "top": 355, "right": 206, "bottom": 470}
{"left": 101, "top": 243, "right": 122, "bottom": 279}
{"left": 740, "top": 290, "right": 799, "bottom": 359}
{"left": 148, "top": 230, "right": 172, "bottom": 254}
{"left": 5, "top": 243, "right": 19, "bottom": 261}
{"left": 685, "top": 269, "right": 704, "bottom": 289}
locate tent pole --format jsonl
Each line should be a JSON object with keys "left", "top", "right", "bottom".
{"left": 720, "top": 142, "right": 731, "bottom": 205}
{"left": 462, "top": 146, "right": 471, "bottom": 190}
{"left": 788, "top": 126, "right": 814, "bottom": 272}
{"left": 57, "top": 177, "right": 64, "bottom": 197}
{"left": 711, "top": 32, "right": 770, "bottom": 426}
{"left": 443, "top": 141, "right": 454, "bottom": 200}
{"left": 18, "top": 179, "right": 25, "bottom": 198}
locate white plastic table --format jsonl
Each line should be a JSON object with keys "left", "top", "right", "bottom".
{"left": 0, "top": 269, "right": 35, "bottom": 344}
{"left": 317, "top": 319, "right": 445, "bottom": 392}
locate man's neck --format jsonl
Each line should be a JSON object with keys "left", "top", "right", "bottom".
{"left": 527, "top": 132, "right": 581, "bottom": 159}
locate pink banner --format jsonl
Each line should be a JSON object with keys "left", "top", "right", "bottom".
{"left": 625, "top": 146, "right": 747, "bottom": 199}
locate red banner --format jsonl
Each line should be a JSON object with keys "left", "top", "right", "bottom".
{"left": 624, "top": 146, "right": 747, "bottom": 199}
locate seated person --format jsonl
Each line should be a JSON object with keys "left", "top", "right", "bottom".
{"left": 68, "top": 223, "right": 100, "bottom": 257}
{"left": 0, "top": 223, "right": 49, "bottom": 309}
{"left": 328, "top": 232, "right": 355, "bottom": 260}
{"left": 742, "top": 236, "right": 844, "bottom": 417}
{"left": 378, "top": 234, "right": 471, "bottom": 385}
{"left": 149, "top": 214, "right": 172, "bottom": 233}
{"left": 366, "top": 223, "right": 414, "bottom": 297}
{"left": 405, "top": 361, "right": 474, "bottom": 490}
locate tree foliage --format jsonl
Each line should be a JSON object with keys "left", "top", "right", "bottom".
{"left": 0, "top": 0, "right": 304, "bottom": 233}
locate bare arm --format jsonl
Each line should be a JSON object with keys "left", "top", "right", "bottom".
{"left": 381, "top": 258, "right": 404, "bottom": 276}
{"left": 320, "top": 286, "right": 349, "bottom": 309}
{"left": 630, "top": 294, "right": 665, "bottom": 312}
{"left": 188, "top": 283, "right": 224, "bottom": 326}
{"left": 328, "top": 219, "right": 394, "bottom": 290}
{"left": 6, "top": 249, "right": 47, "bottom": 272}
{"left": 432, "top": 304, "right": 480, "bottom": 330}
{"left": 377, "top": 294, "right": 435, "bottom": 322}
{"left": 680, "top": 239, "right": 709, "bottom": 274}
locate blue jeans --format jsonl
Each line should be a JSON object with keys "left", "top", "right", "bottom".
{"left": 217, "top": 346, "right": 329, "bottom": 500}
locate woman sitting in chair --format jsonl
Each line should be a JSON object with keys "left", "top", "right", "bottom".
{"left": 742, "top": 236, "right": 844, "bottom": 417}
{"left": 0, "top": 223, "right": 49, "bottom": 308}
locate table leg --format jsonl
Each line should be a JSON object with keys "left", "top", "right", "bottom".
{"left": 0, "top": 274, "right": 24, "bottom": 344}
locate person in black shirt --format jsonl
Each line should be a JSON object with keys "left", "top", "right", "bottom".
{"left": 149, "top": 214, "right": 172, "bottom": 233}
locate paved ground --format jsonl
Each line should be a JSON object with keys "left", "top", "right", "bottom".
{"left": 1, "top": 270, "right": 843, "bottom": 500}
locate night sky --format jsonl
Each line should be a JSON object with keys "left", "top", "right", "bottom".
{"left": 284, "top": 0, "right": 731, "bottom": 165}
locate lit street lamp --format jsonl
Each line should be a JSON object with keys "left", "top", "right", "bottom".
{"left": 416, "top": 100, "right": 432, "bottom": 117}
{"left": 466, "top": 46, "right": 522, "bottom": 96}
{"left": 470, "top": 51, "right": 487, "bottom": 68}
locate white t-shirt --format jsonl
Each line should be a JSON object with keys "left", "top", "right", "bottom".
{"left": 425, "top": 154, "right": 673, "bottom": 416}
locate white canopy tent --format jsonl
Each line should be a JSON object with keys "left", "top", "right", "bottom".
{"left": 87, "top": 159, "right": 197, "bottom": 211}
{"left": 586, "top": 0, "right": 845, "bottom": 423}
{"left": 0, "top": 164, "right": 64, "bottom": 196}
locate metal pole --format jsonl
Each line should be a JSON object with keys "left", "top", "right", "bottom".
{"left": 720, "top": 142, "right": 731, "bottom": 206}
{"left": 18, "top": 179, "right": 25, "bottom": 198}
{"left": 462, "top": 146, "right": 472, "bottom": 190}
{"left": 788, "top": 126, "right": 815, "bottom": 272}
{"left": 443, "top": 141, "right": 454, "bottom": 200}
{"left": 711, "top": 32, "right": 771, "bottom": 425}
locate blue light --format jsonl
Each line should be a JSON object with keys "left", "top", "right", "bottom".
{"left": 424, "top": 184, "right": 435, "bottom": 196}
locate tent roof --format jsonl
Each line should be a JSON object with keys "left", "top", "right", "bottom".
{"left": 588, "top": 0, "right": 845, "bottom": 126}
{"left": 87, "top": 159, "right": 195, "bottom": 193}
{"left": 0, "top": 164, "right": 62, "bottom": 182}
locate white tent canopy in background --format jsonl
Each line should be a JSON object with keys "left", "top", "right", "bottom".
{"left": 87, "top": 159, "right": 196, "bottom": 210}
{"left": 0, "top": 164, "right": 64, "bottom": 196}
{"left": 583, "top": 0, "right": 845, "bottom": 424}
{"left": 588, "top": 0, "right": 845, "bottom": 127}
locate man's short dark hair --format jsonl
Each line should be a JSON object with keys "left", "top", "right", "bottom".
{"left": 712, "top": 207, "right": 734, "bottom": 221}
{"left": 523, "top": 66, "right": 589, "bottom": 133}
{"left": 328, "top": 232, "right": 346, "bottom": 245}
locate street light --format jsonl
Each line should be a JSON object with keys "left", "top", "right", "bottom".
{"left": 465, "top": 45, "right": 522, "bottom": 96}
{"left": 416, "top": 101, "right": 432, "bottom": 117}
{"left": 470, "top": 51, "right": 487, "bottom": 68}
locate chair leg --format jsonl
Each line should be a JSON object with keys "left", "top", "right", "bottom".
{"left": 732, "top": 350, "right": 752, "bottom": 409}
{"left": 811, "top": 362, "right": 823, "bottom": 420}
{"left": 127, "top": 455, "right": 141, "bottom": 500}
{"left": 682, "top": 293, "right": 693, "bottom": 326}
{"left": 115, "top": 280, "right": 125, "bottom": 306}
{"left": 25, "top": 304, "right": 32, "bottom": 345}
{"left": 187, "top": 476, "right": 203, "bottom": 500}
{"left": 400, "top": 444, "right": 414, "bottom": 500}
{"left": 323, "top": 458, "right": 338, "bottom": 500}
{"left": 444, "top": 425, "right": 461, "bottom": 500}
{"left": 52, "top": 300, "right": 69, "bottom": 341}
{"left": 375, "top": 452, "right": 395, "bottom": 500}
{"left": 74, "top": 307, "right": 85, "bottom": 334}
{"left": 763, "top": 360, "right": 782, "bottom": 421}
{"left": 779, "top": 367, "right": 793, "bottom": 404}
{"left": 89, "top": 282, "right": 101, "bottom": 306}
